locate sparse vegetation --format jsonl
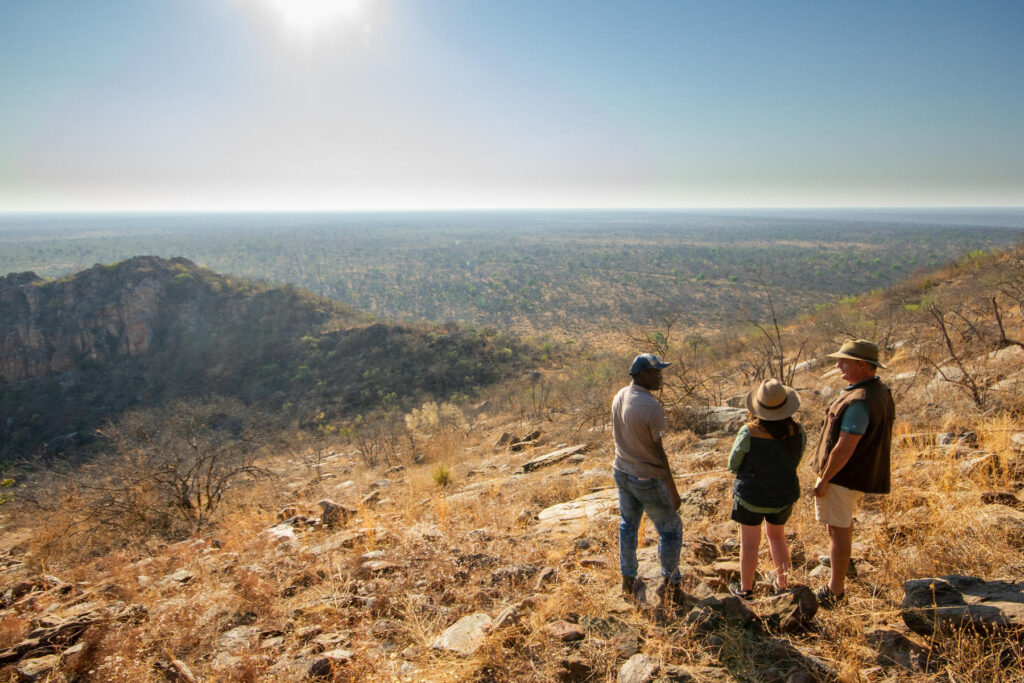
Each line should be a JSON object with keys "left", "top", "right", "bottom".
{"left": 1, "top": 235, "right": 1024, "bottom": 681}
{"left": 432, "top": 464, "right": 452, "bottom": 488}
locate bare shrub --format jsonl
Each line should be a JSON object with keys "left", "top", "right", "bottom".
{"left": 30, "top": 397, "right": 277, "bottom": 558}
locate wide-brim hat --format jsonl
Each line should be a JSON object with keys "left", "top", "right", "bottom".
{"left": 745, "top": 379, "right": 801, "bottom": 421}
{"left": 827, "top": 338, "right": 887, "bottom": 369}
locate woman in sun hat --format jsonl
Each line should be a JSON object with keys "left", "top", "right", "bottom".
{"left": 727, "top": 378, "right": 805, "bottom": 598}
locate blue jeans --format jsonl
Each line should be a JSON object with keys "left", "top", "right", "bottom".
{"left": 614, "top": 468, "right": 683, "bottom": 583}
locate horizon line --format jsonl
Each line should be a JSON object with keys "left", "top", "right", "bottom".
{"left": 3, "top": 205, "right": 1024, "bottom": 216}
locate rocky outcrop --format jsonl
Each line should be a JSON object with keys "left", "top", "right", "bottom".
{"left": 0, "top": 256, "right": 189, "bottom": 383}
{"left": 901, "top": 575, "right": 1024, "bottom": 636}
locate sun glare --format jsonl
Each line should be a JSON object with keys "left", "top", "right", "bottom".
{"left": 257, "top": 0, "right": 367, "bottom": 36}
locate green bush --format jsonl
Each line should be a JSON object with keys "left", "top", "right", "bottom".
{"left": 432, "top": 464, "right": 452, "bottom": 488}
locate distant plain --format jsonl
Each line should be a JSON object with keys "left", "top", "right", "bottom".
{"left": 2, "top": 209, "right": 1022, "bottom": 341}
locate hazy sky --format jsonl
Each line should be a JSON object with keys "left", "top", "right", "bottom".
{"left": 1, "top": 1, "right": 1022, "bottom": 211}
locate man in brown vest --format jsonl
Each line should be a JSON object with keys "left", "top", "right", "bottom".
{"left": 812, "top": 339, "right": 895, "bottom": 608}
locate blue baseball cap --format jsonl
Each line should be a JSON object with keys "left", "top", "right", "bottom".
{"left": 629, "top": 353, "right": 671, "bottom": 375}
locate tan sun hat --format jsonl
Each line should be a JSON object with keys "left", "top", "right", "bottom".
{"left": 826, "top": 338, "right": 887, "bottom": 369}
{"left": 745, "top": 379, "right": 801, "bottom": 421}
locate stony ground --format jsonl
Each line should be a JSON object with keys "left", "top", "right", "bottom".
{"left": 3, "top": 251, "right": 1024, "bottom": 681}
{"left": 3, "top": 372, "right": 1024, "bottom": 682}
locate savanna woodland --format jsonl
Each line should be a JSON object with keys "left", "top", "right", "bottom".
{"left": 1, "top": 210, "right": 1024, "bottom": 682}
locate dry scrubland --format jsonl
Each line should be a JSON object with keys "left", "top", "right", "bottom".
{"left": 2, "top": 249, "right": 1024, "bottom": 681}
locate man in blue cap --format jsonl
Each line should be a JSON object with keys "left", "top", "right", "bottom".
{"left": 612, "top": 353, "right": 683, "bottom": 602}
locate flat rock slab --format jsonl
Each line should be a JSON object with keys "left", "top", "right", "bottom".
{"left": 713, "top": 560, "right": 741, "bottom": 580}
{"left": 635, "top": 546, "right": 695, "bottom": 584}
{"left": 218, "top": 625, "right": 262, "bottom": 650}
{"left": 16, "top": 654, "right": 60, "bottom": 682}
{"left": 518, "top": 444, "right": 588, "bottom": 473}
{"left": 902, "top": 575, "right": 1024, "bottom": 636}
{"left": 432, "top": 612, "right": 492, "bottom": 656}
{"left": 536, "top": 487, "right": 619, "bottom": 533}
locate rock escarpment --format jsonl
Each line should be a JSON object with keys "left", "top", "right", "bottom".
{"left": 0, "top": 256, "right": 183, "bottom": 383}
{"left": 0, "top": 256, "right": 533, "bottom": 461}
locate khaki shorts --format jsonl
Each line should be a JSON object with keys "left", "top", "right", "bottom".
{"left": 814, "top": 482, "right": 864, "bottom": 528}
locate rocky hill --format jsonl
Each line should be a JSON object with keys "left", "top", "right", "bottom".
{"left": 0, "top": 249, "right": 1023, "bottom": 681}
{"left": 0, "top": 257, "right": 536, "bottom": 462}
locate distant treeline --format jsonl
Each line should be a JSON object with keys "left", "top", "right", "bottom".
{"left": 2, "top": 210, "right": 1021, "bottom": 337}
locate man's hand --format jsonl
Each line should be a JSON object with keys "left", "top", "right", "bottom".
{"left": 653, "top": 439, "right": 681, "bottom": 510}
{"left": 815, "top": 431, "right": 861, "bottom": 498}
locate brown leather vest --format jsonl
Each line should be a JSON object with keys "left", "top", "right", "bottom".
{"left": 813, "top": 377, "right": 895, "bottom": 494}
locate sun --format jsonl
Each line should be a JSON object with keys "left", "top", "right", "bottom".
{"left": 257, "top": 0, "right": 368, "bottom": 36}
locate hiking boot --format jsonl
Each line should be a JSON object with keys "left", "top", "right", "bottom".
{"left": 728, "top": 582, "right": 754, "bottom": 600}
{"left": 621, "top": 575, "right": 636, "bottom": 597}
{"left": 815, "top": 585, "right": 846, "bottom": 609}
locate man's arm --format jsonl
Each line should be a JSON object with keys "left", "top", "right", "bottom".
{"left": 813, "top": 431, "right": 862, "bottom": 497}
{"left": 653, "top": 439, "right": 681, "bottom": 510}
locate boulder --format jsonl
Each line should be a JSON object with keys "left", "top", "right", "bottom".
{"left": 318, "top": 499, "right": 355, "bottom": 528}
{"left": 218, "top": 625, "right": 261, "bottom": 650}
{"left": 901, "top": 575, "right": 1024, "bottom": 636}
{"left": 536, "top": 488, "right": 619, "bottom": 533}
{"left": 679, "top": 406, "right": 747, "bottom": 435}
{"left": 307, "top": 649, "right": 355, "bottom": 677}
{"left": 618, "top": 654, "right": 659, "bottom": 683}
{"left": 865, "top": 629, "right": 936, "bottom": 673}
{"left": 517, "top": 444, "right": 587, "bottom": 473}
{"left": 1011, "top": 432, "right": 1024, "bottom": 453}
{"left": 546, "top": 620, "right": 586, "bottom": 642}
{"left": 759, "top": 585, "right": 818, "bottom": 632}
{"left": 431, "top": 612, "right": 492, "bottom": 656}
{"left": 495, "top": 432, "right": 515, "bottom": 448}
{"left": 16, "top": 654, "right": 60, "bottom": 682}
{"left": 264, "top": 524, "right": 297, "bottom": 544}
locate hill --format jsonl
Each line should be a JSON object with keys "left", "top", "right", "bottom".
{"left": 0, "top": 256, "right": 537, "bottom": 463}
{"left": 0, "top": 248, "right": 1023, "bottom": 681}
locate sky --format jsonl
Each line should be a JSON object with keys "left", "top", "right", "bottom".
{"left": 1, "top": 0, "right": 1022, "bottom": 212}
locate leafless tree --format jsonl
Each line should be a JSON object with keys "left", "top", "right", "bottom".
{"left": 624, "top": 314, "right": 729, "bottom": 407}
{"left": 921, "top": 304, "right": 990, "bottom": 408}
{"left": 91, "top": 397, "right": 278, "bottom": 534}
{"left": 743, "top": 274, "right": 805, "bottom": 386}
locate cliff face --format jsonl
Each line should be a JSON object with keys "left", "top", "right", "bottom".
{"left": 0, "top": 256, "right": 174, "bottom": 383}
{"left": 0, "top": 256, "right": 532, "bottom": 462}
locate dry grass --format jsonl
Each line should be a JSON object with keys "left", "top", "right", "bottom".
{"left": 3, "top": 252, "right": 1024, "bottom": 681}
